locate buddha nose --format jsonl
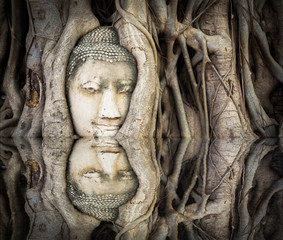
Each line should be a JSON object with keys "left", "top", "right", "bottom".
{"left": 98, "top": 89, "right": 121, "bottom": 119}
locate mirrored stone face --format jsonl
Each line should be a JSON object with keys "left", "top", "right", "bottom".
{"left": 68, "top": 138, "right": 138, "bottom": 196}
{"left": 68, "top": 60, "right": 137, "bottom": 137}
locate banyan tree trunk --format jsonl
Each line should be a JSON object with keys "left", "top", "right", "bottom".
{"left": 196, "top": 0, "right": 253, "bottom": 139}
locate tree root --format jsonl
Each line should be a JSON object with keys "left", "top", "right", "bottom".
{"left": 42, "top": 0, "right": 99, "bottom": 137}
{"left": 115, "top": 194, "right": 157, "bottom": 240}
{"left": 236, "top": 139, "right": 277, "bottom": 239}
{"left": 178, "top": 35, "right": 206, "bottom": 137}
{"left": 235, "top": 0, "right": 277, "bottom": 137}
{"left": 0, "top": 141, "right": 29, "bottom": 239}
{"left": 0, "top": 0, "right": 27, "bottom": 134}
{"left": 0, "top": 0, "right": 9, "bottom": 88}
{"left": 12, "top": 0, "right": 51, "bottom": 137}
{"left": 115, "top": 0, "right": 160, "bottom": 138}
{"left": 253, "top": 20, "right": 283, "bottom": 83}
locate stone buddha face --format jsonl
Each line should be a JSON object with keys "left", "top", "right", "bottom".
{"left": 68, "top": 60, "right": 137, "bottom": 137}
{"left": 66, "top": 27, "right": 137, "bottom": 137}
{"left": 67, "top": 138, "right": 138, "bottom": 221}
{"left": 68, "top": 138, "right": 138, "bottom": 196}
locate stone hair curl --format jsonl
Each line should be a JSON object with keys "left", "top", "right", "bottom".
{"left": 67, "top": 182, "right": 136, "bottom": 221}
{"left": 66, "top": 26, "right": 136, "bottom": 80}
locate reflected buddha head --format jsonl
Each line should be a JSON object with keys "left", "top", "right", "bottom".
{"left": 66, "top": 138, "right": 138, "bottom": 221}
{"left": 66, "top": 27, "right": 137, "bottom": 137}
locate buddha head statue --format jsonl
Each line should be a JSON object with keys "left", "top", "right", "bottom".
{"left": 66, "top": 138, "right": 139, "bottom": 221}
{"left": 66, "top": 27, "right": 137, "bottom": 137}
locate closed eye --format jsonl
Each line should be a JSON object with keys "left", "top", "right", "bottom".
{"left": 83, "top": 169, "right": 102, "bottom": 178}
{"left": 81, "top": 81, "right": 101, "bottom": 94}
{"left": 118, "top": 85, "right": 133, "bottom": 94}
{"left": 117, "top": 170, "right": 135, "bottom": 180}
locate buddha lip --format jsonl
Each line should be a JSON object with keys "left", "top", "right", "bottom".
{"left": 95, "top": 124, "right": 120, "bottom": 130}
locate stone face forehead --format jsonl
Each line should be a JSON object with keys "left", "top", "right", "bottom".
{"left": 66, "top": 26, "right": 136, "bottom": 79}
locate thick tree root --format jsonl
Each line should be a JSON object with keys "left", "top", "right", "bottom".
{"left": 42, "top": 0, "right": 99, "bottom": 137}
{"left": 234, "top": 0, "right": 278, "bottom": 137}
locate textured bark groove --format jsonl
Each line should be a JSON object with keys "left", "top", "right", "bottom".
{"left": 0, "top": 0, "right": 27, "bottom": 136}
{"left": 0, "top": 0, "right": 281, "bottom": 139}
{"left": 0, "top": 1, "right": 282, "bottom": 239}
{"left": 42, "top": 0, "right": 99, "bottom": 137}
{"left": 115, "top": 0, "right": 159, "bottom": 138}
